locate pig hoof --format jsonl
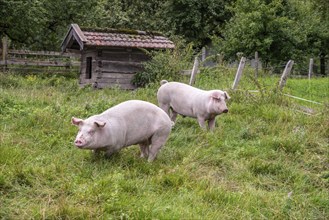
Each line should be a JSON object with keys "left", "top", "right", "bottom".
{"left": 147, "top": 156, "right": 156, "bottom": 162}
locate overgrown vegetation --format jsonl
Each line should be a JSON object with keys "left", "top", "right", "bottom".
{"left": 0, "top": 69, "right": 328, "bottom": 219}
{"left": 132, "top": 41, "right": 195, "bottom": 87}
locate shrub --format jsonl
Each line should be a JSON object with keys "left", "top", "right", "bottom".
{"left": 132, "top": 40, "right": 195, "bottom": 87}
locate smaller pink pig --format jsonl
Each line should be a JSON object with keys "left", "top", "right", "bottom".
{"left": 71, "top": 100, "right": 172, "bottom": 162}
{"left": 157, "top": 80, "right": 230, "bottom": 130}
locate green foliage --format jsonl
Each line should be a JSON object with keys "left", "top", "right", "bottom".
{"left": 132, "top": 40, "right": 195, "bottom": 87}
{"left": 160, "top": 0, "right": 234, "bottom": 45}
{"left": 212, "top": 0, "right": 328, "bottom": 66}
{"left": 1, "top": 0, "right": 328, "bottom": 70}
{"left": 0, "top": 0, "right": 95, "bottom": 50}
{"left": 0, "top": 0, "right": 45, "bottom": 47}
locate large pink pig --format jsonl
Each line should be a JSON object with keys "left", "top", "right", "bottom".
{"left": 71, "top": 100, "right": 172, "bottom": 162}
{"left": 157, "top": 80, "right": 230, "bottom": 130}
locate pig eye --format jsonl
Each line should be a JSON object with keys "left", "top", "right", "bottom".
{"left": 88, "top": 130, "right": 95, "bottom": 135}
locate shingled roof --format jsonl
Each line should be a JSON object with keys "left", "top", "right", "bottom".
{"left": 61, "top": 24, "right": 175, "bottom": 52}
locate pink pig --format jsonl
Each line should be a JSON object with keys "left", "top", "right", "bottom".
{"left": 71, "top": 100, "right": 172, "bottom": 162}
{"left": 157, "top": 80, "right": 230, "bottom": 130}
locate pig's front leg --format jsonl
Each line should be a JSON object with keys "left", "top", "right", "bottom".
{"left": 93, "top": 149, "right": 103, "bottom": 155}
{"left": 105, "top": 147, "right": 118, "bottom": 158}
{"left": 197, "top": 117, "right": 207, "bottom": 129}
{"left": 208, "top": 118, "right": 216, "bottom": 131}
{"left": 171, "top": 110, "right": 178, "bottom": 123}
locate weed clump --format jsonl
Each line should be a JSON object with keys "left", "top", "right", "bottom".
{"left": 132, "top": 41, "right": 194, "bottom": 87}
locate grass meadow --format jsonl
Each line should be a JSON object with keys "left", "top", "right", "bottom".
{"left": 0, "top": 68, "right": 328, "bottom": 219}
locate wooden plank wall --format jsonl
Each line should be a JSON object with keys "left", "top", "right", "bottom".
{"left": 80, "top": 47, "right": 149, "bottom": 89}
{"left": 79, "top": 50, "right": 98, "bottom": 85}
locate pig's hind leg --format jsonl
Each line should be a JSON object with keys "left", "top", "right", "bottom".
{"left": 148, "top": 127, "right": 171, "bottom": 162}
{"left": 159, "top": 103, "right": 177, "bottom": 124}
{"left": 139, "top": 140, "right": 150, "bottom": 158}
{"left": 170, "top": 109, "right": 178, "bottom": 123}
{"left": 159, "top": 103, "right": 171, "bottom": 116}
{"left": 197, "top": 116, "right": 207, "bottom": 129}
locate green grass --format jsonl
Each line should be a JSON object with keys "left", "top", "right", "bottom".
{"left": 0, "top": 70, "right": 328, "bottom": 219}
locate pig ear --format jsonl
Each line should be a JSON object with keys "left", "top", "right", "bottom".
{"left": 94, "top": 121, "right": 106, "bottom": 128}
{"left": 224, "top": 91, "right": 231, "bottom": 100}
{"left": 211, "top": 91, "right": 221, "bottom": 100}
{"left": 71, "top": 117, "right": 83, "bottom": 126}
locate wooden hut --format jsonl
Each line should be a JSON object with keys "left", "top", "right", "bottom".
{"left": 61, "top": 24, "right": 174, "bottom": 89}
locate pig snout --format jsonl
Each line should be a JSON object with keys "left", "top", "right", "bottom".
{"left": 74, "top": 137, "right": 85, "bottom": 148}
{"left": 223, "top": 109, "right": 228, "bottom": 113}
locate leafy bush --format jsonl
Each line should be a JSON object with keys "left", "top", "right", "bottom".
{"left": 132, "top": 40, "right": 195, "bottom": 87}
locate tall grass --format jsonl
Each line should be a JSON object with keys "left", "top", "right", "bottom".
{"left": 0, "top": 70, "right": 328, "bottom": 219}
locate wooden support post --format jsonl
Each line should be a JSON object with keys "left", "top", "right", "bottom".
{"left": 2, "top": 36, "right": 8, "bottom": 71}
{"left": 278, "top": 60, "right": 294, "bottom": 90}
{"left": 320, "top": 53, "right": 325, "bottom": 75}
{"left": 217, "top": 53, "right": 223, "bottom": 65}
{"left": 189, "top": 57, "right": 199, "bottom": 85}
{"left": 201, "top": 47, "right": 206, "bottom": 62}
{"left": 255, "top": 51, "right": 258, "bottom": 78}
{"left": 308, "top": 58, "right": 313, "bottom": 79}
{"left": 232, "top": 57, "right": 246, "bottom": 90}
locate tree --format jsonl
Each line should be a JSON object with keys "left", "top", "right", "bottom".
{"left": 213, "top": 0, "right": 327, "bottom": 68}
{"left": 90, "top": 0, "right": 165, "bottom": 31}
{"left": 310, "top": 0, "right": 329, "bottom": 74}
{"left": 0, "top": 0, "right": 45, "bottom": 48}
{"left": 214, "top": 0, "right": 297, "bottom": 64}
{"left": 37, "top": 0, "right": 100, "bottom": 50}
{"left": 0, "top": 0, "right": 101, "bottom": 50}
{"left": 160, "top": 0, "right": 234, "bottom": 46}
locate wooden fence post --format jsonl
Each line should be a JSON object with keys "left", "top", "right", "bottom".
{"left": 189, "top": 56, "right": 199, "bottom": 85}
{"left": 2, "top": 36, "right": 8, "bottom": 71}
{"left": 255, "top": 51, "right": 259, "bottom": 78}
{"left": 278, "top": 60, "right": 294, "bottom": 90}
{"left": 201, "top": 47, "right": 206, "bottom": 62}
{"left": 320, "top": 53, "right": 325, "bottom": 75}
{"left": 308, "top": 58, "right": 313, "bottom": 79}
{"left": 232, "top": 57, "right": 246, "bottom": 90}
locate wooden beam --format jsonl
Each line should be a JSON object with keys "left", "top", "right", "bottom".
{"left": 1, "top": 59, "right": 80, "bottom": 67}
{"left": 7, "top": 49, "right": 80, "bottom": 58}
{"left": 308, "top": 58, "right": 314, "bottom": 79}
{"left": 201, "top": 47, "right": 206, "bottom": 62}
{"left": 71, "top": 24, "right": 87, "bottom": 42}
{"left": 255, "top": 51, "right": 258, "bottom": 78}
{"left": 189, "top": 57, "right": 199, "bottom": 85}
{"left": 232, "top": 57, "right": 246, "bottom": 90}
{"left": 2, "top": 36, "right": 8, "bottom": 71}
{"left": 61, "top": 24, "right": 87, "bottom": 52}
{"left": 278, "top": 60, "right": 294, "bottom": 90}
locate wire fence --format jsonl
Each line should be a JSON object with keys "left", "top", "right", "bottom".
{"left": 200, "top": 47, "right": 328, "bottom": 77}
